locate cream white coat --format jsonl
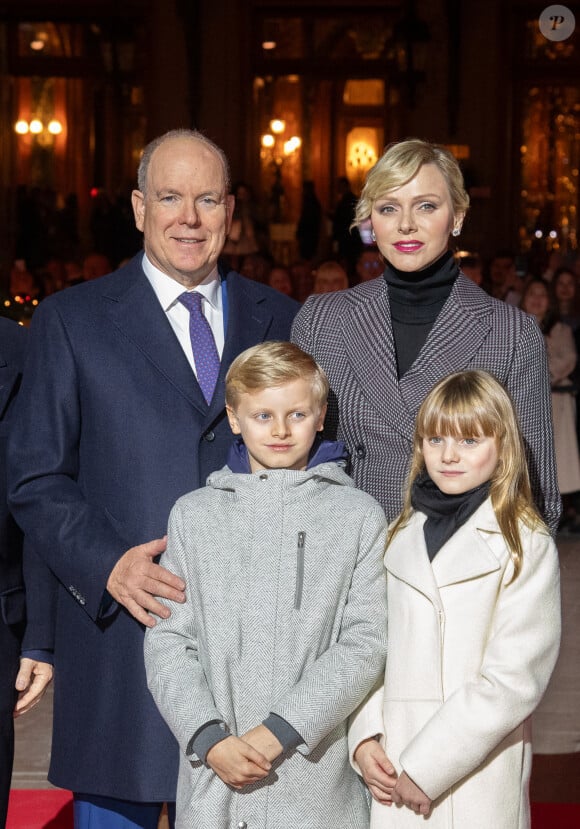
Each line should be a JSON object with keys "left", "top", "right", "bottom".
{"left": 349, "top": 499, "right": 561, "bottom": 828}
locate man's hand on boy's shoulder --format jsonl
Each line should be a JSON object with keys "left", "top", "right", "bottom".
{"left": 241, "top": 724, "right": 284, "bottom": 763}
{"left": 206, "top": 735, "right": 272, "bottom": 789}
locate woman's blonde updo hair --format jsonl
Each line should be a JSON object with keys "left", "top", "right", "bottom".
{"left": 354, "top": 138, "right": 470, "bottom": 227}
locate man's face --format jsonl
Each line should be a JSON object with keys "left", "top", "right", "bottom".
{"left": 132, "top": 137, "right": 234, "bottom": 287}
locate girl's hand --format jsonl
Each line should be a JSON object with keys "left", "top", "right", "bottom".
{"left": 392, "top": 771, "right": 432, "bottom": 816}
{"left": 354, "top": 738, "right": 398, "bottom": 805}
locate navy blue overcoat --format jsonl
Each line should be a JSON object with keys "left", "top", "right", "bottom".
{"left": 7, "top": 255, "right": 298, "bottom": 801}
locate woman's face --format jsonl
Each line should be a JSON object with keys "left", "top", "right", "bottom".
{"left": 522, "top": 281, "right": 549, "bottom": 320}
{"left": 370, "top": 163, "right": 461, "bottom": 272}
{"left": 555, "top": 270, "right": 576, "bottom": 303}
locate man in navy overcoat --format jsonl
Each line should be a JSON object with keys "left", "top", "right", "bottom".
{"left": 0, "top": 318, "right": 53, "bottom": 828}
{"left": 7, "top": 130, "right": 298, "bottom": 828}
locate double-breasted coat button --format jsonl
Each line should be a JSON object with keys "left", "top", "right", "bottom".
{"left": 204, "top": 430, "right": 215, "bottom": 442}
{"left": 354, "top": 444, "right": 366, "bottom": 459}
{"left": 259, "top": 473, "right": 268, "bottom": 481}
{"left": 237, "top": 822, "right": 247, "bottom": 829}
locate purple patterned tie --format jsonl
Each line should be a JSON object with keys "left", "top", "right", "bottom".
{"left": 178, "top": 291, "right": 220, "bottom": 404}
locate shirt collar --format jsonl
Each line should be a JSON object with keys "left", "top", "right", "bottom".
{"left": 141, "top": 252, "right": 221, "bottom": 312}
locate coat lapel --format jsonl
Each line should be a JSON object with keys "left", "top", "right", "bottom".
{"left": 205, "top": 272, "right": 277, "bottom": 423}
{"left": 386, "top": 514, "right": 443, "bottom": 608}
{"left": 431, "top": 499, "right": 503, "bottom": 587}
{"left": 386, "top": 500, "right": 504, "bottom": 602}
{"left": 340, "top": 279, "right": 415, "bottom": 438}
{"left": 102, "top": 262, "right": 208, "bottom": 416}
{"left": 399, "top": 276, "right": 494, "bottom": 412}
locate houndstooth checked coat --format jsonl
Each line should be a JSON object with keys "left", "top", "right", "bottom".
{"left": 292, "top": 273, "right": 561, "bottom": 533}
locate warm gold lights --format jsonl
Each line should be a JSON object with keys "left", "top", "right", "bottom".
{"left": 14, "top": 118, "right": 64, "bottom": 136}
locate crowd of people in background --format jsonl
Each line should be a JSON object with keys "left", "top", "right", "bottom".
{"left": 9, "top": 180, "right": 580, "bottom": 309}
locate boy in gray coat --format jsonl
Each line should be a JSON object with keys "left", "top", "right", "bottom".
{"left": 144, "top": 341, "right": 388, "bottom": 829}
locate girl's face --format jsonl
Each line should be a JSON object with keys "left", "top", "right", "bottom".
{"left": 422, "top": 432, "right": 499, "bottom": 495}
{"left": 370, "top": 163, "right": 461, "bottom": 273}
{"left": 522, "top": 282, "right": 549, "bottom": 321}
{"left": 555, "top": 270, "right": 576, "bottom": 303}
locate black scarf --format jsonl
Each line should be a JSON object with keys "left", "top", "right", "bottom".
{"left": 411, "top": 473, "right": 491, "bottom": 561}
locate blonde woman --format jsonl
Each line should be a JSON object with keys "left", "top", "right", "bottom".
{"left": 292, "top": 138, "right": 561, "bottom": 534}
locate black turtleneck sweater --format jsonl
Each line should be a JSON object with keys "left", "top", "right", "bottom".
{"left": 384, "top": 250, "right": 459, "bottom": 378}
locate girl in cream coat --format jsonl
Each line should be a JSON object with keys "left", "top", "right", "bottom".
{"left": 349, "top": 370, "right": 561, "bottom": 828}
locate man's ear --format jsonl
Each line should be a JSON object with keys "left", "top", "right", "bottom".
{"left": 131, "top": 190, "right": 146, "bottom": 232}
{"left": 226, "top": 404, "right": 241, "bottom": 434}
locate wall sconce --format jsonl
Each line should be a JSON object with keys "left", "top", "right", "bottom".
{"left": 14, "top": 118, "right": 64, "bottom": 142}
{"left": 261, "top": 119, "right": 301, "bottom": 163}
{"left": 346, "top": 128, "right": 379, "bottom": 190}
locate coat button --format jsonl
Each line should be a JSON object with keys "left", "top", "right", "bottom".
{"left": 204, "top": 430, "right": 215, "bottom": 442}
{"left": 259, "top": 473, "right": 268, "bottom": 481}
{"left": 354, "top": 445, "right": 366, "bottom": 459}
{"left": 237, "top": 822, "right": 247, "bottom": 829}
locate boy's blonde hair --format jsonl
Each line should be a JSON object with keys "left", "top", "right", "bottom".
{"left": 389, "top": 370, "right": 545, "bottom": 580}
{"left": 225, "top": 341, "right": 329, "bottom": 410}
{"left": 354, "top": 137, "right": 470, "bottom": 228}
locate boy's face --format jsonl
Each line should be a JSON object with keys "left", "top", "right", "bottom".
{"left": 226, "top": 379, "right": 327, "bottom": 474}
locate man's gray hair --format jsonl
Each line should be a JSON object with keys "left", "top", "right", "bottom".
{"left": 136, "top": 129, "right": 231, "bottom": 195}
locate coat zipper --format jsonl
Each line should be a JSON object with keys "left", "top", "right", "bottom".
{"left": 294, "top": 531, "right": 305, "bottom": 610}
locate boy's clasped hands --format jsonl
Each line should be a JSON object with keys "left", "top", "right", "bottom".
{"left": 354, "top": 738, "right": 433, "bottom": 817}
{"left": 206, "top": 725, "right": 283, "bottom": 789}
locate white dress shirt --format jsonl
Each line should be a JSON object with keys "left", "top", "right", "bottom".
{"left": 141, "top": 253, "right": 225, "bottom": 376}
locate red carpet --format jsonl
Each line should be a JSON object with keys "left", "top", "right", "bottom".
{"left": 6, "top": 790, "right": 580, "bottom": 828}
{"left": 7, "top": 791, "right": 72, "bottom": 829}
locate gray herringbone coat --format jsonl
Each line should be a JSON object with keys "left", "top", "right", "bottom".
{"left": 292, "top": 274, "right": 561, "bottom": 533}
{"left": 144, "top": 462, "right": 388, "bottom": 829}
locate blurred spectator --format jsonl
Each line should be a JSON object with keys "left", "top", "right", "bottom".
{"left": 542, "top": 250, "right": 564, "bottom": 282}
{"left": 313, "top": 261, "right": 349, "bottom": 294}
{"left": 90, "top": 189, "right": 116, "bottom": 265}
{"left": 56, "top": 193, "right": 81, "bottom": 261}
{"left": 64, "top": 260, "right": 85, "bottom": 288}
{"left": 354, "top": 247, "right": 384, "bottom": 283}
{"left": 268, "top": 265, "right": 294, "bottom": 297}
{"left": 9, "top": 260, "right": 40, "bottom": 298}
{"left": 331, "top": 176, "right": 362, "bottom": 272}
{"left": 521, "top": 277, "right": 580, "bottom": 531}
{"left": 484, "top": 249, "right": 522, "bottom": 305}
{"left": 38, "top": 257, "right": 66, "bottom": 295}
{"left": 223, "top": 181, "right": 268, "bottom": 270}
{"left": 290, "top": 260, "right": 315, "bottom": 303}
{"left": 458, "top": 254, "right": 483, "bottom": 286}
{"left": 239, "top": 252, "right": 273, "bottom": 285}
{"left": 82, "top": 252, "right": 111, "bottom": 281}
{"left": 296, "top": 181, "right": 322, "bottom": 261}
{"left": 552, "top": 266, "right": 580, "bottom": 330}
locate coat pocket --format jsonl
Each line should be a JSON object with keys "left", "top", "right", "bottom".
{"left": 1, "top": 586, "right": 26, "bottom": 625}
{"left": 294, "top": 531, "right": 306, "bottom": 610}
